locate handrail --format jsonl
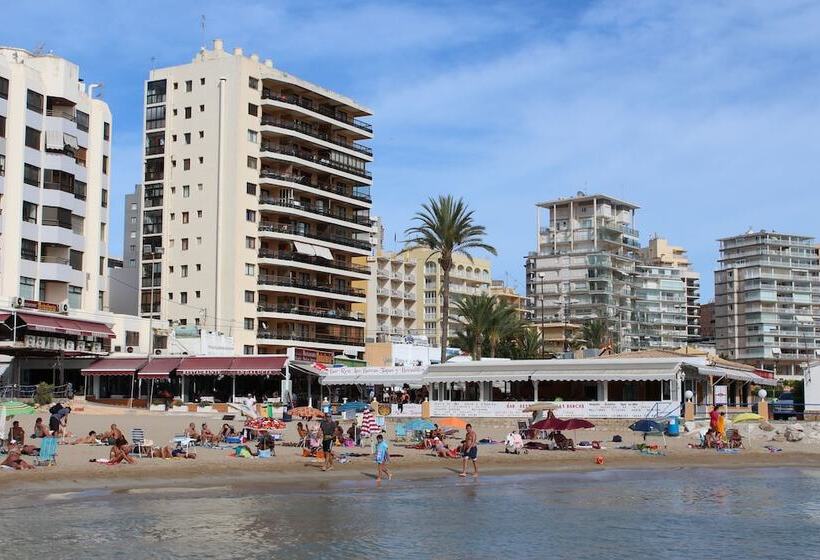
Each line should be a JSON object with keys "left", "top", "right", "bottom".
{"left": 258, "top": 221, "right": 370, "bottom": 250}
{"left": 261, "top": 90, "right": 372, "bottom": 133}
{"left": 257, "top": 305, "right": 365, "bottom": 322}
{"left": 257, "top": 275, "right": 365, "bottom": 297}
{"left": 257, "top": 249, "right": 370, "bottom": 274}
{"left": 256, "top": 331, "right": 364, "bottom": 345}
{"left": 260, "top": 117, "right": 372, "bottom": 156}
{"left": 258, "top": 196, "right": 372, "bottom": 226}
{"left": 260, "top": 144, "right": 371, "bottom": 180}
{"left": 259, "top": 170, "right": 371, "bottom": 203}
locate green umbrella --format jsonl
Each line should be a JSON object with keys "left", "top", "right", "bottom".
{"left": 1, "top": 401, "right": 36, "bottom": 417}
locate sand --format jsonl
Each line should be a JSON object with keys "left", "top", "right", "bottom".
{"left": 3, "top": 400, "right": 820, "bottom": 493}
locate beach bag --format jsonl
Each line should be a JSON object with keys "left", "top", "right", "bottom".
{"left": 612, "top": 435, "right": 622, "bottom": 443}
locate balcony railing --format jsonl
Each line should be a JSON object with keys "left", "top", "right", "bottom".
{"left": 257, "top": 249, "right": 370, "bottom": 274}
{"left": 145, "top": 145, "right": 164, "bottom": 156}
{"left": 260, "top": 144, "right": 371, "bottom": 180}
{"left": 258, "top": 221, "right": 371, "bottom": 250}
{"left": 260, "top": 117, "right": 372, "bottom": 156}
{"left": 144, "top": 170, "right": 164, "bottom": 181}
{"left": 146, "top": 93, "right": 166, "bottom": 105}
{"left": 45, "top": 109, "right": 76, "bottom": 122}
{"left": 257, "top": 275, "right": 365, "bottom": 298}
{"left": 143, "top": 223, "right": 163, "bottom": 235}
{"left": 144, "top": 197, "right": 164, "bottom": 208}
{"left": 259, "top": 170, "right": 371, "bottom": 203}
{"left": 140, "top": 303, "right": 161, "bottom": 313}
{"left": 257, "top": 305, "right": 365, "bottom": 322}
{"left": 141, "top": 276, "right": 162, "bottom": 287}
{"left": 256, "top": 330, "right": 364, "bottom": 346}
{"left": 261, "top": 90, "right": 373, "bottom": 133}
{"left": 40, "top": 255, "right": 69, "bottom": 265}
{"left": 259, "top": 197, "right": 371, "bottom": 227}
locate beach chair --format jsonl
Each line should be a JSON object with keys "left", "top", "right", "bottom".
{"left": 35, "top": 436, "right": 58, "bottom": 466}
{"left": 395, "top": 424, "right": 407, "bottom": 441}
{"left": 131, "top": 428, "right": 151, "bottom": 457}
{"left": 172, "top": 435, "right": 196, "bottom": 457}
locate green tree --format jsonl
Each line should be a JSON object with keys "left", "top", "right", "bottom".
{"left": 508, "top": 327, "right": 544, "bottom": 360}
{"left": 34, "top": 382, "right": 54, "bottom": 405}
{"left": 581, "top": 319, "right": 610, "bottom": 349}
{"left": 486, "top": 299, "right": 521, "bottom": 358}
{"left": 452, "top": 294, "right": 495, "bottom": 360}
{"left": 404, "top": 195, "right": 496, "bottom": 362}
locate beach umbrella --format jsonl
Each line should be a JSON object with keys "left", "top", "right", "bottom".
{"left": 290, "top": 406, "right": 324, "bottom": 419}
{"left": 1, "top": 401, "right": 35, "bottom": 417}
{"left": 629, "top": 419, "right": 666, "bottom": 447}
{"left": 437, "top": 417, "right": 467, "bottom": 430}
{"left": 562, "top": 418, "right": 595, "bottom": 443}
{"left": 732, "top": 412, "right": 764, "bottom": 446}
{"left": 531, "top": 416, "right": 567, "bottom": 432}
{"left": 360, "top": 409, "right": 379, "bottom": 438}
{"left": 404, "top": 418, "right": 435, "bottom": 432}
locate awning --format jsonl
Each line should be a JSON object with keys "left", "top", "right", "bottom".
{"left": 313, "top": 245, "right": 333, "bottom": 260}
{"left": 319, "top": 366, "right": 425, "bottom": 387}
{"left": 14, "top": 312, "right": 115, "bottom": 338}
{"left": 176, "top": 356, "right": 235, "bottom": 376}
{"left": 46, "top": 130, "right": 63, "bottom": 150}
{"left": 81, "top": 357, "right": 148, "bottom": 376}
{"left": 293, "top": 241, "right": 316, "bottom": 256}
{"left": 0, "top": 313, "right": 11, "bottom": 322}
{"left": 688, "top": 365, "right": 777, "bottom": 387}
{"left": 229, "top": 356, "right": 287, "bottom": 375}
{"left": 63, "top": 133, "right": 78, "bottom": 150}
{"left": 138, "top": 357, "right": 183, "bottom": 379}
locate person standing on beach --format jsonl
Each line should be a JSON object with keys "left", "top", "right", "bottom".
{"left": 459, "top": 423, "right": 478, "bottom": 478}
{"left": 709, "top": 405, "right": 721, "bottom": 432}
{"left": 375, "top": 434, "right": 392, "bottom": 482}
{"left": 320, "top": 413, "right": 337, "bottom": 471}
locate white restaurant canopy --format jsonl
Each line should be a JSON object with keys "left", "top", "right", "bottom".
{"left": 318, "top": 366, "right": 425, "bottom": 387}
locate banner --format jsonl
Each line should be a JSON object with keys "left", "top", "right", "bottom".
{"left": 428, "top": 400, "right": 680, "bottom": 419}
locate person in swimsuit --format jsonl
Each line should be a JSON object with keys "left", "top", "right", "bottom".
{"left": 70, "top": 431, "right": 99, "bottom": 445}
{"left": 320, "top": 414, "right": 336, "bottom": 471}
{"left": 1, "top": 446, "right": 34, "bottom": 470}
{"left": 32, "top": 417, "right": 50, "bottom": 438}
{"left": 99, "top": 424, "right": 124, "bottom": 445}
{"left": 459, "top": 423, "right": 478, "bottom": 478}
{"left": 7, "top": 420, "right": 25, "bottom": 447}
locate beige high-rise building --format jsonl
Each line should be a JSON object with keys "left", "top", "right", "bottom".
{"left": 138, "top": 40, "right": 373, "bottom": 356}
{"left": 404, "top": 247, "right": 491, "bottom": 347}
{"left": 0, "top": 47, "right": 111, "bottom": 312}
{"left": 489, "top": 279, "right": 529, "bottom": 320}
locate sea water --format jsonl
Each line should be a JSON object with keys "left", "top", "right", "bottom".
{"left": 1, "top": 468, "right": 819, "bottom": 559}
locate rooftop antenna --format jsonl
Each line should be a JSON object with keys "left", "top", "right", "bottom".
{"left": 32, "top": 42, "right": 46, "bottom": 55}
{"left": 200, "top": 15, "right": 207, "bottom": 50}
{"left": 150, "top": 56, "right": 156, "bottom": 70}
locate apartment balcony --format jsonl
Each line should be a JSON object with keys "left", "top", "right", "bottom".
{"left": 143, "top": 223, "right": 163, "bottom": 235}
{"left": 141, "top": 275, "right": 162, "bottom": 287}
{"left": 257, "top": 275, "right": 365, "bottom": 299}
{"left": 257, "top": 330, "right": 364, "bottom": 348}
{"left": 257, "top": 305, "right": 365, "bottom": 324}
{"left": 258, "top": 221, "right": 370, "bottom": 252}
{"left": 140, "top": 302, "right": 161, "bottom": 314}
{"left": 260, "top": 170, "right": 371, "bottom": 204}
{"left": 145, "top": 145, "right": 164, "bottom": 156}
{"left": 260, "top": 144, "right": 371, "bottom": 181}
{"left": 257, "top": 249, "right": 370, "bottom": 276}
{"left": 260, "top": 117, "right": 372, "bottom": 157}
{"left": 259, "top": 196, "right": 372, "bottom": 229}
{"left": 261, "top": 90, "right": 373, "bottom": 134}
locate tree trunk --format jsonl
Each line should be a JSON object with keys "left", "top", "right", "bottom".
{"left": 440, "top": 260, "right": 451, "bottom": 363}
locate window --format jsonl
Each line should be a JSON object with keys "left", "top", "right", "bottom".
{"left": 168, "top": 293, "right": 173, "bottom": 300}
{"left": 247, "top": 156, "right": 257, "bottom": 169}
{"left": 24, "top": 164, "right": 40, "bottom": 187}
{"left": 198, "top": 156, "right": 203, "bottom": 164}
{"left": 199, "top": 104, "right": 204, "bottom": 112}
{"left": 172, "top": 108, "right": 178, "bottom": 117}
{"left": 183, "top": 158, "right": 190, "bottom": 170}
{"left": 196, "top": 237, "right": 202, "bottom": 245}
{"left": 246, "top": 210, "right": 256, "bottom": 222}
{"left": 0, "top": 115, "right": 5, "bottom": 137}
{"left": 0, "top": 154, "right": 4, "bottom": 176}
{"left": 196, "top": 264, "right": 202, "bottom": 271}
{"left": 244, "top": 318, "right": 254, "bottom": 330}
{"left": 200, "top": 77, "right": 205, "bottom": 85}
{"left": 181, "top": 238, "right": 189, "bottom": 250}
{"left": 146, "top": 79, "right": 166, "bottom": 104}
{"left": 184, "top": 132, "right": 191, "bottom": 144}
{"left": 145, "top": 105, "right": 165, "bottom": 129}
{"left": 249, "top": 77, "right": 259, "bottom": 89}
{"left": 244, "top": 345, "right": 254, "bottom": 355}
{"left": 197, "top": 210, "right": 202, "bottom": 218}
{"left": 185, "top": 80, "right": 192, "bottom": 92}
{"left": 27, "top": 89, "right": 44, "bottom": 113}
{"left": 70, "top": 250, "right": 83, "bottom": 270}
{"left": 22, "top": 201, "right": 38, "bottom": 223}
{"left": 244, "top": 290, "right": 255, "bottom": 303}
{"left": 169, "top": 266, "right": 174, "bottom": 273}
{"left": 20, "top": 277, "right": 35, "bottom": 299}
{"left": 172, "top": 134, "right": 177, "bottom": 142}
{"left": 99, "top": 256, "right": 105, "bottom": 275}
{"left": 195, "top": 290, "right": 200, "bottom": 298}
{"left": 184, "top": 107, "right": 192, "bottom": 119}
{"left": 0, "top": 76, "right": 8, "bottom": 99}
{"left": 245, "top": 236, "right": 256, "bottom": 249}
{"left": 130, "top": 216, "right": 137, "bottom": 224}
{"left": 182, "top": 212, "right": 189, "bottom": 223}
{"left": 25, "top": 127, "right": 41, "bottom": 150}
{"left": 170, "top": 213, "right": 175, "bottom": 221}
{"left": 101, "top": 188, "right": 108, "bottom": 207}
{"left": 246, "top": 183, "right": 256, "bottom": 195}
{"left": 199, "top": 130, "right": 204, "bottom": 138}
{"left": 98, "top": 291, "right": 105, "bottom": 311}
{"left": 247, "top": 129, "right": 258, "bottom": 143}
{"left": 181, "top": 265, "right": 188, "bottom": 277}
{"left": 174, "top": 82, "right": 179, "bottom": 90}
{"left": 103, "top": 122, "right": 111, "bottom": 141}
{"left": 130, "top": 231, "right": 136, "bottom": 239}
{"left": 245, "top": 263, "right": 255, "bottom": 276}
{"left": 102, "top": 155, "right": 109, "bottom": 174}
{"left": 248, "top": 103, "right": 258, "bottom": 116}
{"left": 197, "top": 183, "right": 203, "bottom": 191}
{"left": 129, "top": 259, "right": 136, "bottom": 266}
{"left": 131, "top": 202, "right": 137, "bottom": 210}
{"left": 125, "top": 331, "right": 140, "bottom": 346}
{"left": 180, "top": 292, "right": 188, "bottom": 304}
{"left": 183, "top": 185, "right": 190, "bottom": 197}
{"left": 68, "top": 286, "right": 82, "bottom": 309}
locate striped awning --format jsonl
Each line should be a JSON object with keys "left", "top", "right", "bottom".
{"left": 81, "top": 357, "right": 148, "bottom": 376}
{"left": 176, "top": 356, "right": 235, "bottom": 376}
{"left": 14, "top": 312, "right": 115, "bottom": 338}
{"left": 138, "top": 357, "right": 183, "bottom": 379}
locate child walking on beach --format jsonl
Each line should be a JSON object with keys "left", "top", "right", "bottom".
{"left": 375, "top": 434, "right": 392, "bottom": 482}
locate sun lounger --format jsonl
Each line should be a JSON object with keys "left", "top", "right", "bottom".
{"left": 131, "top": 428, "right": 153, "bottom": 457}
{"left": 34, "top": 436, "right": 58, "bottom": 466}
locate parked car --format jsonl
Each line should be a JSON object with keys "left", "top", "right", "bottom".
{"left": 773, "top": 392, "right": 796, "bottom": 420}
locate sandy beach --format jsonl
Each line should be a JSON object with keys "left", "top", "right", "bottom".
{"left": 4, "top": 401, "right": 820, "bottom": 493}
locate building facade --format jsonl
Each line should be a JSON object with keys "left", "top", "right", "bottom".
{"left": 137, "top": 40, "right": 373, "bottom": 356}
{"left": 642, "top": 237, "right": 701, "bottom": 341}
{"left": 632, "top": 264, "right": 688, "bottom": 349}
{"left": 490, "top": 279, "right": 530, "bottom": 320}
{"left": 715, "top": 230, "right": 820, "bottom": 378}
{"left": 406, "top": 247, "right": 491, "bottom": 347}
{"left": 109, "top": 184, "right": 142, "bottom": 315}
{"left": 525, "top": 193, "right": 641, "bottom": 349}
{"left": 0, "top": 47, "right": 111, "bottom": 313}
{"left": 355, "top": 249, "right": 418, "bottom": 343}
{"left": 699, "top": 302, "right": 715, "bottom": 342}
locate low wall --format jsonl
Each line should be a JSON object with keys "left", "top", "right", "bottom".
{"left": 87, "top": 397, "right": 148, "bottom": 408}
{"left": 387, "top": 400, "right": 680, "bottom": 419}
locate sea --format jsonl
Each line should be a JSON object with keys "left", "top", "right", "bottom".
{"left": 1, "top": 468, "right": 819, "bottom": 559}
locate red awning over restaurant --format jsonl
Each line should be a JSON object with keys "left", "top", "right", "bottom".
{"left": 0, "top": 312, "right": 11, "bottom": 322}
{"left": 228, "top": 356, "right": 287, "bottom": 376}
{"left": 81, "top": 357, "right": 148, "bottom": 376}
{"left": 14, "top": 312, "right": 64, "bottom": 333}
{"left": 176, "top": 356, "right": 235, "bottom": 376}
{"left": 138, "top": 357, "right": 183, "bottom": 379}
{"left": 15, "top": 312, "right": 115, "bottom": 338}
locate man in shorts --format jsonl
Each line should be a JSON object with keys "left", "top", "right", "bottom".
{"left": 320, "top": 413, "right": 337, "bottom": 471}
{"left": 459, "top": 423, "right": 478, "bottom": 478}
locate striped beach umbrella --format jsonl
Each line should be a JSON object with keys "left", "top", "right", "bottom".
{"left": 1, "top": 401, "right": 36, "bottom": 417}
{"left": 360, "top": 408, "right": 379, "bottom": 438}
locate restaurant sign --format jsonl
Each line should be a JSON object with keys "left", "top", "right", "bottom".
{"left": 294, "top": 348, "right": 335, "bottom": 364}
{"left": 429, "top": 400, "right": 680, "bottom": 419}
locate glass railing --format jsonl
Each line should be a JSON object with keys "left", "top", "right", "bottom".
{"left": 257, "top": 305, "right": 365, "bottom": 322}
{"left": 256, "top": 331, "right": 364, "bottom": 346}
{"left": 261, "top": 90, "right": 373, "bottom": 133}
{"left": 257, "top": 249, "right": 369, "bottom": 274}
{"left": 260, "top": 144, "right": 371, "bottom": 180}
{"left": 258, "top": 221, "right": 370, "bottom": 250}
{"left": 259, "top": 170, "right": 371, "bottom": 202}
{"left": 259, "top": 197, "right": 371, "bottom": 226}
{"left": 260, "top": 117, "right": 372, "bottom": 156}
{"left": 257, "top": 275, "right": 366, "bottom": 297}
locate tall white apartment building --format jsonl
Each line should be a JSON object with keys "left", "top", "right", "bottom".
{"left": 632, "top": 264, "right": 688, "bottom": 349}
{"left": 715, "top": 230, "right": 820, "bottom": 378}
{"left": 138, "top": 40, "right": 373, "bottom": 356}
{"left": 0, "top": 47, "right": 111, "bottom": 312}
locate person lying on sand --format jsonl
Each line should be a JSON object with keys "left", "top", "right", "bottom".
{"left": 149, "top": 444, "right": 196, "bottom": 459}
{"left": 433, "top": 438, "right": 459, "bottom": 458}
{"left": 1, "top": 447, "right": 35, "bottom": 470}
{"left": 71, "top": 431, "right": 100, "bottom": 445}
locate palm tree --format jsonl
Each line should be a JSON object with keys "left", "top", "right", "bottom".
{"left": 404, "top": 195, "right": 496, "bottom": 362}
{"left": 486, "top": 299, "right": 521, "bottom": 358}
{"left": 503, "top": 327, "right": 543, "bottom": 360}
{"left": 452, "top": 294, "right": 495, "bottom": 360}
{"left": 581, "top": 319, "right": 609, "bottom": 349}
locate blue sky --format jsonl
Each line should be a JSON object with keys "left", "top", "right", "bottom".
{"left": 5, "top": 0, "right": 820, "bottom": 300}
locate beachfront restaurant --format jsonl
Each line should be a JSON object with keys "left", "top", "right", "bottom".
{"left": 316, "top": 365, "right": 426, "bottom": 401}
{"left": 423, "top": 356, "right": 777, "bottom": 418}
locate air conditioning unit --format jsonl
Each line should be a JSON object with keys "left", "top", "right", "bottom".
{"left": 114, "top": 345, "right": 122, "bottom": 352}
{"left": 126, "top": 346, "right": 134, "bottom": 353}
{"left": 13, "top": 297, "right": 24, "bottom": 308}
{"left": 65, "top": 340, "right": 75, "bottom": 351}
{"left": 54, "top": 339, "right": 65, "bottom": 350}
{"left": 154, "top": 349, "right": 162, "bottom": 355}
{"left": 92, "top": 343, "right": 102, "bottom": 353}
{"left": 35, "top": 337, "right": 47, "bottom": 348}
{"left": 24, "top": 335, "right": 37, "bottom": 347}
{"left": 61, "top": 303, "right": 69, "bottom": 313}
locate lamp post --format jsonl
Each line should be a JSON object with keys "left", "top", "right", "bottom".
{"left": 538, "top": 272, "right": 545, "bottom": 358}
